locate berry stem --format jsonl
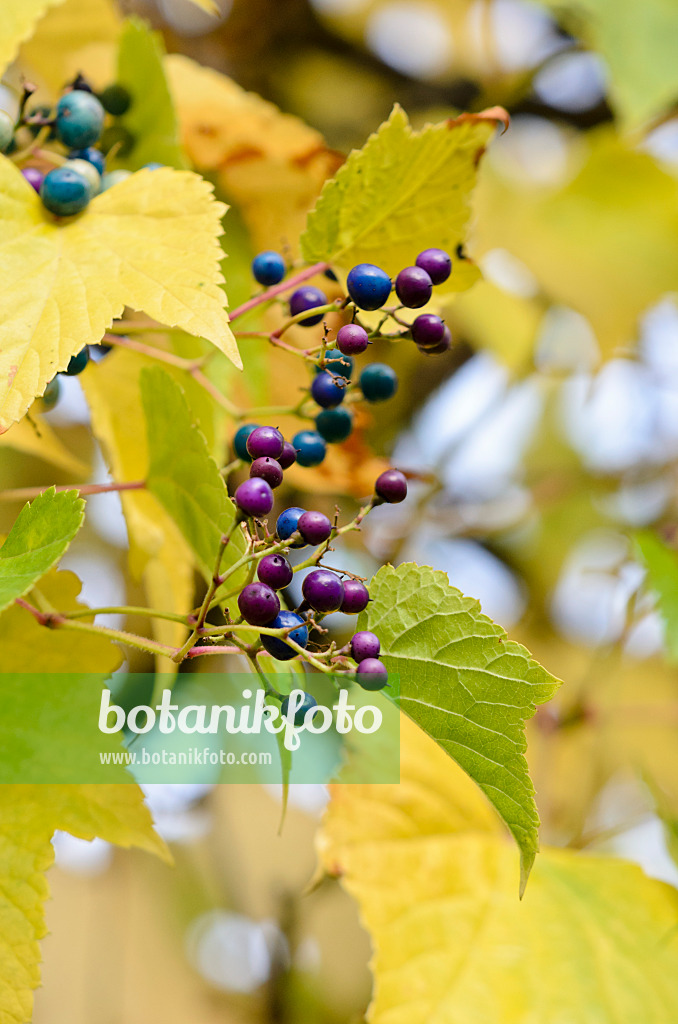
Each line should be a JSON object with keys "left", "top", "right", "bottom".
{"left": 229, "top": 262, "right": 330, "bottom": 322}
{"left": 61, "top": 605, "right": 191, "bottom": 624}
{"left": 273, "top": 301, "right": 342, "bottom": 338}
{"left": 174, "top": 523, "right": 241, "bottom": 662}
{"left": 0, "top": 480, "right": 145, "bottom": 502}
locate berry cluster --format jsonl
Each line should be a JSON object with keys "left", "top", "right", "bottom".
{"left": 225, "top": 419, "right": 408, "bottom": 690}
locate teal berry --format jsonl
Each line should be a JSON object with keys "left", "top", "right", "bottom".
{"left": 40, "top": 167, "right": 92, "bottom": 216}
{"left": 233, "top": 423, "right": 258, "bottom": 462}
{"left": 261, "top": 610, "right": 309, "bottom": 661}
{"left": 55, "top": 90, "right": 104, "bottom": 148}
{"left": 143, "top": 162, "right": 163, "bottom": 170}
{"left": 0, "top": 111, "right": 14, "bottom": 153}
{"left": 346, "top": 263, "right": 392, "bottom": 311}
{"left": 360, "top": 363, "right": 398, "bottom": 402}
{"left": 69, "top": 147, "right": 106, "bottom": 175}
{"left": 99, "top": 84, "right": 132, "bottom": 116}
{"left": 64, "top": 347, "right": 90, "bottom": 376}
{"left": 100, "top": 124, "right": 135, "bottom": 156}
{"left": 281, "top": 691, "right": 318, "bottom": 725}
{"left": 316, "top": 349, "right": 353, "bottom": 379}
{"left": 316, "top": 406, "right": 353, "bottom": 443}
{"left": 292, "top": 430, "right": 326, "bottom": 467}
{"left": 41, "top": 377, "right": 61, "bottom": 409}
{"left": 63, "top": 158, "right": 100, "bottom": 196}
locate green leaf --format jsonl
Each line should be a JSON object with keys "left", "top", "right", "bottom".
{"left": 540, "top": 0, "right": 678, "bottom": 131}
{"left": 141, "top": 366, "right": 244, "bottom": 581}
{"left": 635, "top": 530, "right": 678, "bottom": 662}
{"left": 360, "top": 562, "right": 560, "bottom": 888}
{"left": 300, "top": 104, "right": 506, "bottom": 288}
{"left": 0, "top": 487, "right": 84, "bottom": 614}
{"left": 115, "top": 17, "right": 188, "bottom": 171}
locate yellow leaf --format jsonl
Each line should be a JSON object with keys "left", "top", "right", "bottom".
{"left": 0, "top": 414, "right": 90, "bottom": 476}
{"left": 81, "top": 347, "right": 195, "bottom": 669}
{"left": 321, "top": 716, "right": 678, "bottom": 1024}
{"left": 17, "top": 0, "right": 120, "bottom": 95}
{"left": 0, "top": 568, "right": 168, "bottom": 1024}
{"left": 0, "top": 160, "right": 241, "bottom": 433}
{"left": 165, "top": 54, "right": 342, "bottom": 252}
{"left": 448, "top": 279, "right": 543, "bottom": 372}
{"left": 474, "top": 127, "right": 678, "bottom": 360}
{"left": 301, "top": 105, "right": 507, "bottom": 286}
{"left": 183, "top": 0, "right": 218, "bottom": 12}
{"left": 0, "top": 0, "right": 62, "bottom": 77}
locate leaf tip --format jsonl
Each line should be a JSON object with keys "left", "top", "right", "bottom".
{"left": 519, "top": 849, "right": 536, "bottom": 898}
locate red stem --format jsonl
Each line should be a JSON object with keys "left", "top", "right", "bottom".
{"left": 0, "top": 481, "right": 146, "bottom": 502}
{"left": 229, "top": 262, "right": 329, "bottom": 322}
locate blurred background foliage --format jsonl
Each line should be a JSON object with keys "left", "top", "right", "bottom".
{"left": 4, "top": 0, "right": 678, "bottom": 1019}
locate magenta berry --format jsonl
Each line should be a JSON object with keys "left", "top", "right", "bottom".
{"left": 235, "top": 477, "right": 274, "bottom": 517}
{"left": 395, "top": 266, "right": 433, "bottom": 308}
{"left": 337, "top": 323, "right": 369, "bottom": 356}
{"left": 356, "top": 658, "right": 388, "bottom": 690}
{"left": 411, "top": 313, "right": 446, "bottom": 348}
{"left": 298, "top": 510, "right": 332, "bottom": 545}
{"left": 289, "top": 285, "right": 327, "bottom": 326}
{"left": 375, "top": 469, "right": 408, "bottom": 504}
{"left": 340, "top": 580, "right": 370, "bottom": 614}
{"left": 246, "top": 425, "right": 284, "bottom": 460}
{"left": 238, "top": 582, "right": 280, "bottom": 625}
{"left": 302, "top": 568, "right": 344, "bottom": 613}
{"left": 416, "top": 248, "right": 451, "bottom": 285}
{"left": 419, "top": 324, "right": 452, "bottom": 355}
{"left": 257, "top": 554, "right": 294, "bottom": 590}
{"left": 22, "top": 167, "right": 44, "bottom": 193}
{"left": 278, "top": 441, "right": 297, "bottom": 470}
{"left": 350, "top": 631, "right": 381, "bottom": 662}
{"left": 250, "top": 456, "right": 283, "bottom": 489}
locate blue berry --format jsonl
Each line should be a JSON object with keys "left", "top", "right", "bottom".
{"left": 64, "top": 348, "right": 90, "bottom": 375}
{"left": 41, "top": 167, "right": 91, "bottom": 216}
{"left": 55, "top": 90, "right": 104, "bottom": 148}
{"left": 233, "top": 423, "right": 258, "bottom": 462}
{"left": 143, "top": 162, "right": 163, "bottom": 170}
{"left": 346, "top": 264, "right": 391, "bottom": 311}
{"left": 416, "top": 248, "right": 451, "bottom": 285}
{"left": 257, "top": 554, "right": 294, "bottom": 590}
{"left": 360, "top": 363, "right": 398, "bottom": 402}
{"left": 262, "top": 610, "right": 308, "bottom": 661}
{"left": 311, "top": 371, "right": 345, "bottom": 408}
{"left": 69, "top": 147, "right": 105, "bottom": 175}
{"left": 395, "top": 266, "right": 432, "bottom": 308}
{"left": 292, "top": 430, "right": 326, "bottom": 467}
{"left": 281, "top": 691, "right": 317, "bottom": 724}
{"left": 99, "top": 84, "right": 131, "bottom": 116}
{"left": 356, "top": 658, "right": 388, "bottom": 690}
{"left": 252, "top": 250, "right": 286, "bottom": 286}
{"left": 276, "top": 507, "right": 307, "bottom": 545}
{"left": 315, "top": 407, "right": 353, "bottom": 443}
{"left": 289, "top": 286, "right": 327, "bottom": 326}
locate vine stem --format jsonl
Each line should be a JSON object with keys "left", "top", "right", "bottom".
{"left": 229, "top": 262, "right": 329, "bottom": 322}
{"left": 0, "top": 480, "right": 145, "bottom": 502}
{"left": 173, "top": 523, "right": 241, "bottom": 662}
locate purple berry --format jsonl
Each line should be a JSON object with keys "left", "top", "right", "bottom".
{"left": 336, "top": 323, "right": 369, "bottom": 356}
{"left": 375, "top": 469, "right": 407, "bottom": 504}
{"left": 416, "top": 248, "right": 452, "bottom": 285}
{"left": 238, "top": 582, "right": 280, "bottom": 625}
{"left": 289, "top": 285, "right": 327, "bottom": 326}
{"left": 22, "top": 167, "right": 44, "bottom": 193}
{"left": 419, "top": 324, "right": 452, "bottom": 356}
{"left": 356, "top": 658, "right": 388, "bottom": 690}
{"left": 246, "top": 425, "right": 284, "bottom": 460}
{"left": 302, "top": 568, "right": 344, "bottom": 613}
{"left": 298, "top": 511, "right": 332, "bottom": 546}
{"left": 350, "top": 631, "right": 380, "bottom": 662}
{"left": 340, "top": 580, "right": 370, "bottom": 614}
{"left": 278, "top": 442, "right": 297, "bottom": 470}
{"left": 395, "top": 266, "right": 433, "bottom": 308}
{"left": 411, "top": 313, "right": 446, "bottom": 348}
{"left": 258, "top": 554, "right": 294, "bottom": 590}
{"left": 250, "top": 457, "right": 283, "bottom": 489}
{"left": 235, "top": 477, "right": 274, "bottom": 517}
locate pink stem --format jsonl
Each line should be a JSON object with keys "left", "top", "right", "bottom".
{"left": 229, "top": 262, "right": 329, "bottom": 322}
{"left": 0, "top": 481, "right": 145, "bottom": 502}
{"left": 186, "top": 645, "right": 247, "bottom": 658}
